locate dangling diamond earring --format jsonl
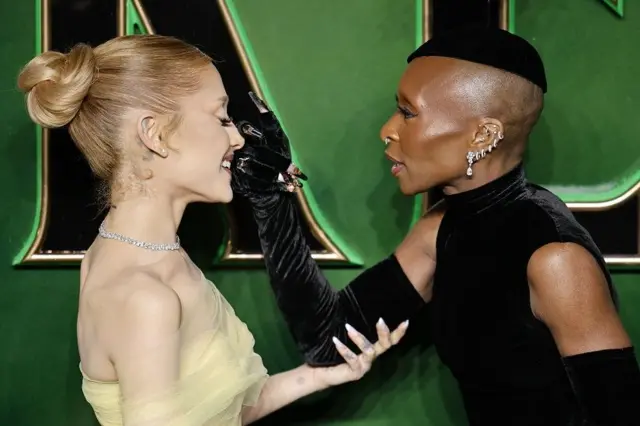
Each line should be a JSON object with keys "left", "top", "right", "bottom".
{"left": 466, "top": 131, "right": 504, "bottom": 177}
{"left": 466, "top": 152, "right": 474, "bottom": 176}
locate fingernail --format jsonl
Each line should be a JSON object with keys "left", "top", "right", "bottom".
{"left": 378, "top": 318, "right": 386, "bottom": 327}
{"left": 332, "top": 336, "right": 341, "bottom": 346}
{"left": 345, "top": 323, "right": 355, "bottom": 333}
{"left": 403, "top": 320, "right": 410, "bottom": 328}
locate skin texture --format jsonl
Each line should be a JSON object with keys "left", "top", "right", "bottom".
{"left": 384, "top": 56, "right": 631, "bottom": 360}
{"left": 528, "top": 242, "right": 632, "bottom": 356}
{"left": 77, "top": 63, "right": 407, "bottom": 425}
{"left": 380, "top": 56, "right": 542, "bottom": 196}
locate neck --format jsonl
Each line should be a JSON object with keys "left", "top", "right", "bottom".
{"left": 104, "top": 193, "right": 187, "bottom": 245}
{"left": 442, "top": 155, "right": 522, "bottom": 196}
{"left": 441, "top": 160, "right": 526, "bottom": 216}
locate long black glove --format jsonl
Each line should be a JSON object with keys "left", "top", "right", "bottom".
{"left": 231, "top": 92, "right": 426, "bottom": 366}
{"left": 563, "top": 347, "right": 640, "bottom": 425}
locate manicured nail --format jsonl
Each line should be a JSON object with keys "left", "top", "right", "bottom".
{"left": 402, "top": 320, "right": 410, "bottom": 328}
{"left": 378, "top": 318, "right": 387, "bottom": 327}
{"left": 332, "top": 336, "right": 341, "bottom": 346}
{"left": 345, "top": 323, "right": 355, "bottom": 333}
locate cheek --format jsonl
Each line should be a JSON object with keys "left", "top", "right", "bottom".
{"left": 401, "top": 118, "right": 467, "bottom": 177}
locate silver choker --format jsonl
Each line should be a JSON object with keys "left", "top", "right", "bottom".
{"left": 98, "top": 221, "right": 181, "bottom": 251}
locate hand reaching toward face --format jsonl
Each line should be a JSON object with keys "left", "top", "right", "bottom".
{"left": 311, "top": 318, "right": 409, "bottom": 388}
{"left": 231, "top": 92, "right": 307, "bottom": 197}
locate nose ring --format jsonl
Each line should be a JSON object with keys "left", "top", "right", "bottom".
{"left": 384, "top": 137, "right": 390, "bottom": 146}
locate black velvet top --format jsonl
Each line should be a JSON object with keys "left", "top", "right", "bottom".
{"left": 431, "top": 163, "right": 615, "bottom": 426}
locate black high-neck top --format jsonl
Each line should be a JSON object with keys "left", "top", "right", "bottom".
{"left": 431, "top": 163, "right": 614, "bottom": 426}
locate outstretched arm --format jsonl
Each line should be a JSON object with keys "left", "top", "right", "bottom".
{"left": 528, "top": 242, "right": 640, "bottom": 425}
{"left": 231, "top": 92, "right": 439, "bottom": 366}
{"left": 249, "top": 190, "right": 437, "bottom": 367}
{"left": 242, "top": 319, "right": 409, "bottom": 424}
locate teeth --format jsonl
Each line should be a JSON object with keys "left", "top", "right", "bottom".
{"left": 221, "top": 160, "right": 231, "bottom": 169}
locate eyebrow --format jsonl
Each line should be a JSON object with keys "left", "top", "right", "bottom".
{"left": 395, "top": 93, "right": 415, "bottom": 109}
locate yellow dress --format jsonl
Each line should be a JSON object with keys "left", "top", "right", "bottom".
{"left": 80, "top": 279, "right": 268, "bottom": 426}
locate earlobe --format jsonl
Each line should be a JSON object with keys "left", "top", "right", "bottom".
{"left": 137, "top": 115, "right": 168, "bottom": 158}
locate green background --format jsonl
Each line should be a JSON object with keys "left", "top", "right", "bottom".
{"left": 0, "top": 1, "right": 638, "bottom": 425}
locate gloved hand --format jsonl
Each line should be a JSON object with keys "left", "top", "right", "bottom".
{"left": 229, "top": 92, "right": 425, "bottom": 367}
{"left": 231, "top": 91, "right": 307, "bottom": 197}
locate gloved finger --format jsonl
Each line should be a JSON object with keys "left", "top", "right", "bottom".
{"left": 240, "top": 145, "right": 292, "bottom": 173}
{"left": 232, "top": 171, "right": 291, "bottom": 194}
{"left": 236, "top": 121, "right": 267, "bottom": 146}
{"left": 248, "top": 91, "right": 270, "bottom": 114}
{"left": 287, "top": 164, "right": 308, "bottom": 181}
{"left": 233, "top": 156, "right": 280, "bottom": 182}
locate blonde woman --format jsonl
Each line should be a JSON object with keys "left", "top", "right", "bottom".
{"left": 17, "top": 34, "right": 408, "bottom": 426}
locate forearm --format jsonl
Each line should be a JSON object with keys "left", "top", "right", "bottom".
{"left": 563, "top": 347, "right": 640, "bottom": 425}
{"left": 242, "top": 364, "right": 325, "bottom": 425}
{"left": 250, "top": 192, "right": 425, "bottom": 365}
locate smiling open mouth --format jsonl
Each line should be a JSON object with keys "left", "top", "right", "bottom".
{"left": 221, "top": 153, "right": 233, "bottom": 174}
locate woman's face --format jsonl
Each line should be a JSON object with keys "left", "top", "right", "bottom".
{"left": 379, "top": 57, "right": 481, "bottom": 195}
{"left": 147, "top": 64, "right": 245, "bottom": 204}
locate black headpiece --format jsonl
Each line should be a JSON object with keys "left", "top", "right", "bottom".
{"left": 408, "top": 27, "right": 547, "bottom": 93}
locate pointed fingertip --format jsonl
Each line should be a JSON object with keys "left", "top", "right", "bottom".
{"left": 332, "top": 336, "right": 340, "bottom": 346}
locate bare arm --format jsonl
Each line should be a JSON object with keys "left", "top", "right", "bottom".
{"left": 395, "top": 202, "right": 444, "bottom": 301}
{"left": 242, "top": 319, "right": 408, "bottom": 424}
{"left": 242, "top": 365, "right": 321, "bottom": 424}
{"left": 528, "top": 242, "right": 640, "bottom": 425}
{"left": 528, "top": 242, "right": 629, "bottom": 355}
{"left": 107, "top": 276, "right": 182, "bottom": 426}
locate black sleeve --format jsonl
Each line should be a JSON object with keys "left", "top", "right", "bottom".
{"left": 563, "top": 347, "right": 640, "bottom": 425}
{"left": 250, "top": 191, "right": 426, "bottom": 366}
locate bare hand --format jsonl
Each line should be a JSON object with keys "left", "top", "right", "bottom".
{"left": 312, "top": 318, "right": 409, "bottom": 388}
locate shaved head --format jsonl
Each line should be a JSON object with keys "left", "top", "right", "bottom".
{"left": 380, "top": 56, "right": 544, "bottom": 195}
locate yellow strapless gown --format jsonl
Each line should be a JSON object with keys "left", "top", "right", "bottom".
{"left": 80, "top": 279, "right": 268, "bottom": 426}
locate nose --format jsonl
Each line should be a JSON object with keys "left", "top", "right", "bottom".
{"left": 229, "top": 124, "right": 245, "bottom": 150}
{"left": 380, "top": 114, "right": 400, "bottom": 146}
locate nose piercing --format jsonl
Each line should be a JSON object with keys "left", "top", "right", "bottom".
{"left": 384, "top": 137, "right": 390, "bottom": 146}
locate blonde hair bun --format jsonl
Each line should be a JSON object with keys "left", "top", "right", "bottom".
{"left": 18, "top": 43, "right": 96, "bottom": 128}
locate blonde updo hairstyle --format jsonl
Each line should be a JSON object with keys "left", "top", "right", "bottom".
{"left": 17, "top": 35, "right": 212, "bottom": 187}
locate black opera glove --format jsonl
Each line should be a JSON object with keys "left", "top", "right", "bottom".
{"left": 230, "top": 91, "right": 307, "bottom": 197}
{"left": 563, "top": 347, "right": 640, "bottom": 425}
{"left": 231, "top": 92, "right": 425, "bottom": 367}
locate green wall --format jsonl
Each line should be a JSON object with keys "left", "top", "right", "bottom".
{"left": 0, "top": 1, "right": 638, "bottom": 425}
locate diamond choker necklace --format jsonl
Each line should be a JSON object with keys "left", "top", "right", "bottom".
{"left": 98, "top": 221, "right": 181, "bottom": 251}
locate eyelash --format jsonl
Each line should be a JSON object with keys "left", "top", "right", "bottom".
{"left": 397, "top": 106, "right": 416, "bottom": 119}
{"left": 220, "top": 117, "right": 234, "bottom": 127}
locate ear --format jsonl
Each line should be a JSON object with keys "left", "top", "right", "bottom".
{"left": 137, "top": 115, "right": 168, "bottom": 158}
{"left": 470, "top": 118, "right": 504, "bottom": 149}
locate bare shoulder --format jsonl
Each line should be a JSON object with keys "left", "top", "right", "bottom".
{"left": 394, "top": 200, "right": 446, "bottom": 300}
{"left": 406, "top": 199, "right": 446, "bottom": 260}
{"left": 90, "top": 270, "right": 183, "bottom": 339}
{"left": 527, "top": 242, "right": 629, "bottom": 355}
{"left": 527, "top": 242, "right": 612, "bottom": 321}
{"left": 527, "top": 242, "right": 607, "bottom": 295}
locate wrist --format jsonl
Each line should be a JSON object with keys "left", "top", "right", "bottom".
{"left": 300, "top": 364, "right": 331, "bottom": 392}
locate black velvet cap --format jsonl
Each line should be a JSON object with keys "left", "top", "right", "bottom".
{"left": 408, "top": 27, "right": 547, "bottom": 93}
